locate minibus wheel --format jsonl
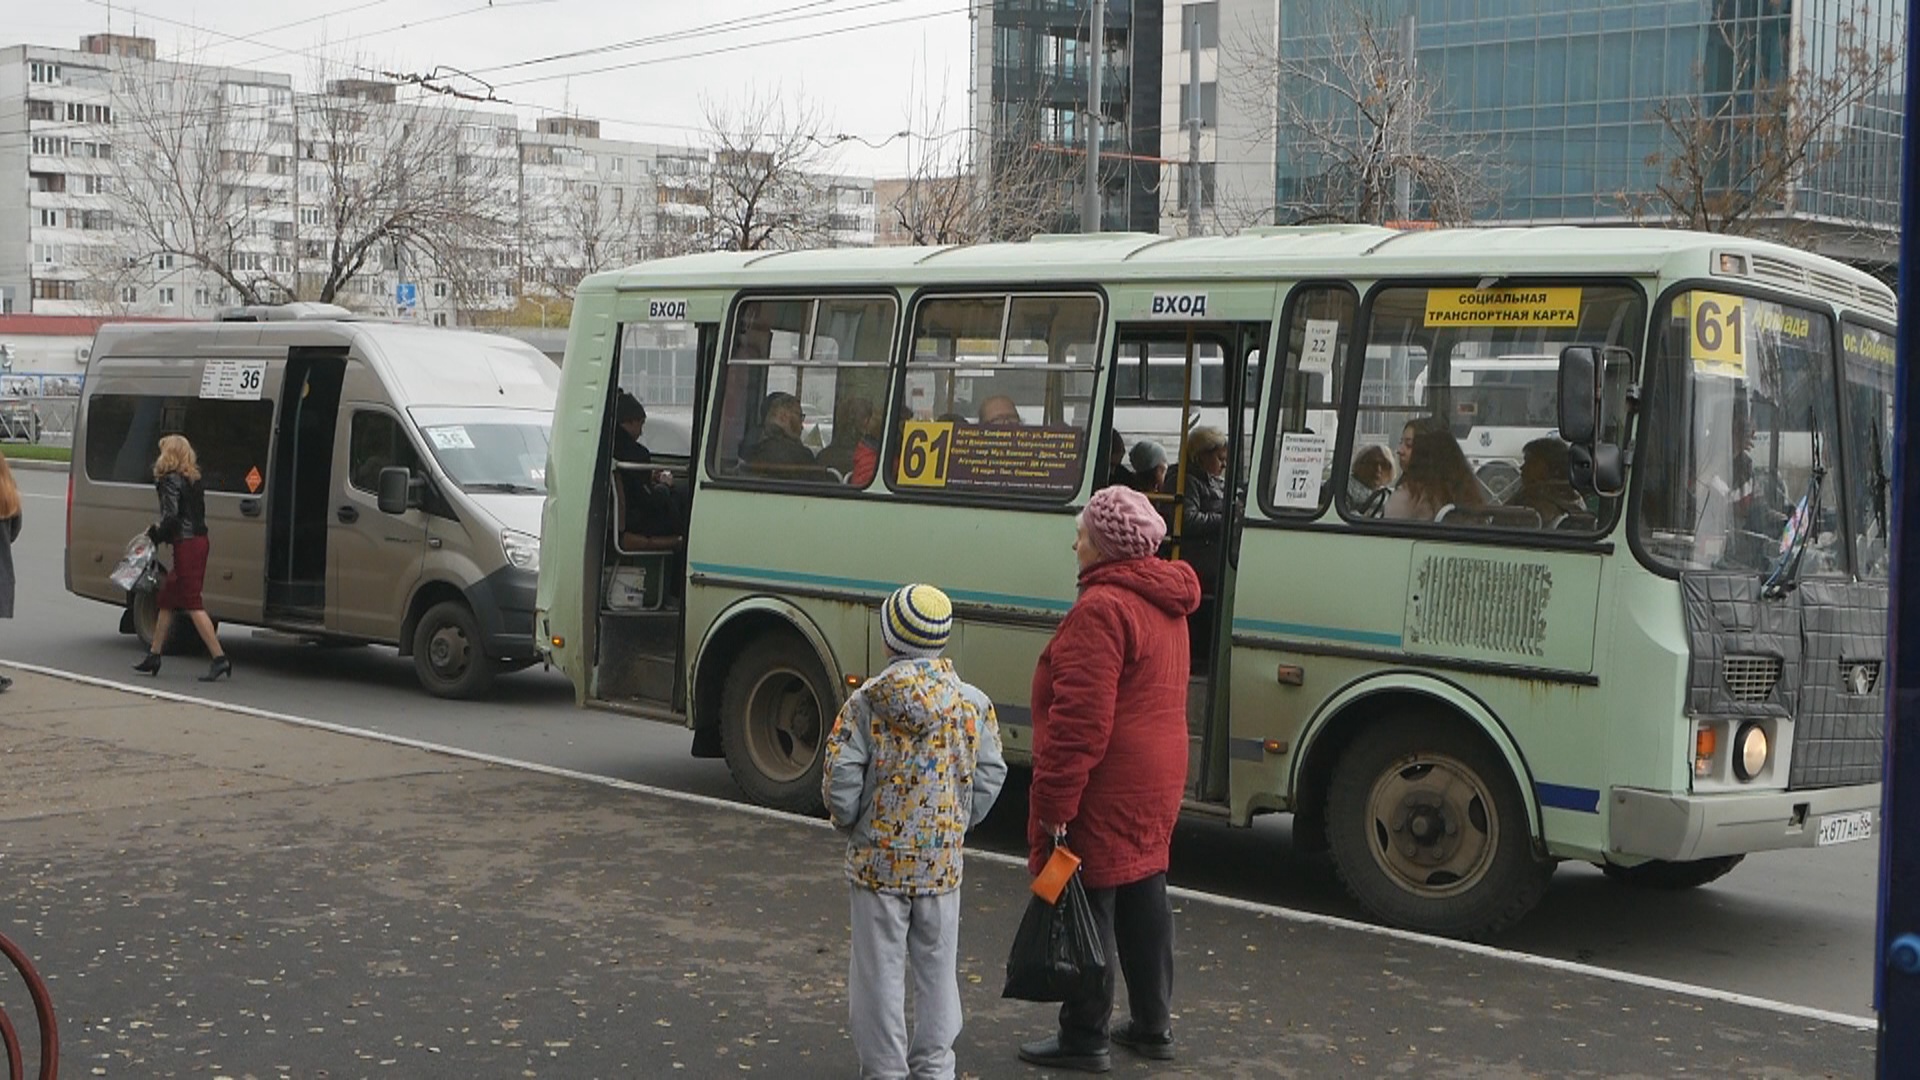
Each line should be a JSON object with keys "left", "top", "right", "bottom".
{"left": 1326, "top": 715, "right": 1553, "bottom": 940}
{"left": 719, "top": 636, "right": 831, "bottom": 815}
{"left": 1599, "top": 855, "right": 1744, "bottom": 890}
{"left": 412, "top": 600, "right": 495, "bottom": 699}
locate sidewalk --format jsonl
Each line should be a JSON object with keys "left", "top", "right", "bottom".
{"left": 0, "top": 669, "right": 1874, "bottom": 1078}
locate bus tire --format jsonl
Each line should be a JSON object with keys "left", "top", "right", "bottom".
{"left": 1326, "top": 715, "right": 1553, "bottom": 940}
{"left": 412, "top": 600, "right": 495, "bottom": 699}
{"left": 1599, "top": 855, "right": 1744, "bottom": 890}
{"left": 719, "top": 636, "right": 832, "bottom": 815}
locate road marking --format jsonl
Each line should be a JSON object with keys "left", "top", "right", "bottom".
{"left": 0, "top": 657, "right": 1878, "bottom": 1032}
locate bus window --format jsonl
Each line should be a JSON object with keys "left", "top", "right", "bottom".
{"left": 1355, "top": 282, "right": 1642, "bottom": 531}
{"left": 1271, "top": 285, "right": 1356, "bottom": 517}
{"left": 893, "top": 293, "right": 1102, "bottom": 500}
{"left": 709, "top": 295, "right": 897, "bottom": 486}
{"left": 1635, "top": 293, "right": 1842, "bottom": 574}
{"left": 613, "top": 323, "right": 700, "bottom": 457}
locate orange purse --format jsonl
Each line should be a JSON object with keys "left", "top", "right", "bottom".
{"left": 1030, "top": 844, "right": 1082, "bottom": 905}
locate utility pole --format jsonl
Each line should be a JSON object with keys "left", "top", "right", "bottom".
{"left": 1393, "top": 12, "right": 1415, "bottom": 223}
{"left": 1187, "top": 3, "right": 1203, "bottom": 236}
{"left": 1083, "top": 0, "right": 1105, "bottom": 233}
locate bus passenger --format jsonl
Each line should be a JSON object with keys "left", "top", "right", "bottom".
{"left": 979, "top": 395, "right": 1022, "bottom": 427}
{"left": 612, "top": 393, "right": 680, "bottom": 549}
{"left": 1180, "top": 426, "right": 1229, "bottom": 669}
{"left": 1385, "top": 426, "right": 1484, "bottom": 522}
{"left": 1508, "top": 437, "right": 1587, "bottom": 526}
{"left": 1019, "top": 486, "right": 1198, "bottom": 1073}
{"left": 824, "top": 583, "right": 1006, "bottom": 1080}
{"left": 848, "top": 403, "right": 886, "bottom": 487}
{"left": 1127, "top": 439, "right": 1169, "bottom": 496}
{"left": 1100, "top": 430, "right": 1132, "bottom": 490}
{"left": 743, "top": 391, "right": 821, "bottom": 478}
{"left": 819, "top": 396, "right": 877, "bottom": 481}
{"left": 1348, "top": 444, "right": 1394, "bottom": 515}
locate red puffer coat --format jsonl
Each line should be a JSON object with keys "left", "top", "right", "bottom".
{"left": 1027, "top": 555, "right": 1201, "bottom": 889}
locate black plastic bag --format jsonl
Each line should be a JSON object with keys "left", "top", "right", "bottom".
{"left": 1002, "top": 864, "right": 1107, "bottom": 1002}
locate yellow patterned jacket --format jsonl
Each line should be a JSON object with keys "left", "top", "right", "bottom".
{"left": 823, "top": 656, "right": 1007, "bottom": 895}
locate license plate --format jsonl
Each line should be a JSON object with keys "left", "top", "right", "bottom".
{"left": 1816, "top": 810, "right": 1873, "bottom": 846}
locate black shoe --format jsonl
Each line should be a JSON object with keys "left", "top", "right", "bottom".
{"left": 1018, "top": 1035, "right": 1110, "bottom": 1074}
{"left": 199, "top": 656, "right": 232, "bottom": 683}
{"left": 133, "top": 654, "right": 162, "bottom": 675}
{"left": 1110, "top": 1021, "right": 1175, "bottom": 1061}
{"left": 0, "top": 674, "right": 11, "bottom": 692}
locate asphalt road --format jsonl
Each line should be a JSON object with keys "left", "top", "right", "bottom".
{"left": 1, "top": 463, "right": 1883, "bottom": 1021}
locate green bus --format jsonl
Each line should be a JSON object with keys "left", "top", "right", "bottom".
{"left": 535, "top": 226, "right": 1891, "bottom": 938}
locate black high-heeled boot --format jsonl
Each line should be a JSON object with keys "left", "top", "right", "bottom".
{"left": 133, "top": 653, "right": 162, "bottom": 675}
{"left": 199, "top": 656, "right": 232, "bottom": 682}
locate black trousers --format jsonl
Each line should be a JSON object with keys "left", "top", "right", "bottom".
{"left": 1058, "top": 872, "right": 1175, "bottom": 1046}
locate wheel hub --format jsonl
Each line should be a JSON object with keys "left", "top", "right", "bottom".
{"left": 1365, "top": 756, "right": 1498, "bottom": 896}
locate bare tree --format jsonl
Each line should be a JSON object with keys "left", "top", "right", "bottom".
{"left": 296, "top": 75, "right": 517, "bottom": 311}
{"left": 889, "top": 98, "right": 1066, "bottom": 245}
{"left": 520, "top": 175, "right": 650, "bottom": 302}
{"left": 109, "top": 61, "right": 298, "bottom": 305}
{"left": 698, "top": 90, "right": 837, "bottom": 251}
{"left": 1223, "top": 1, "right": 1496, "bottom": 226}
{"left": 1632, "top": 4, "right": 1902, "bottom": 240}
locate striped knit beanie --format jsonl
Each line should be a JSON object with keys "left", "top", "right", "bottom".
{"left": 882, "top": 583, "right": 953, "bottom": 659}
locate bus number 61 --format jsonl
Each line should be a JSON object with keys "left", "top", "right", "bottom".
{"left": 899, "top": 423, "right": 953, "bottom": 486}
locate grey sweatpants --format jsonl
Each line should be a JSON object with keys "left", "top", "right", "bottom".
{"left": 848, "top": 885, "right": 962, "bottom": 1080}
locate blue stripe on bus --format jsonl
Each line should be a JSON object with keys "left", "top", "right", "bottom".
{"left": 1535, "top": 782, "right": 1601, "bottom": 814}
{"left": 1230, "top": 617, "right": 1404, "bottom": 649}
{"left": 688, "top": 561, "right": 1075, "bottom": 613}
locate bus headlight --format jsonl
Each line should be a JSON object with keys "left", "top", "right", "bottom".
{"left": 502, "top": 528, "right": 540, "bottom": 573}
{"left": 1733, "top": 722, "right": 1769, "bottom": 781}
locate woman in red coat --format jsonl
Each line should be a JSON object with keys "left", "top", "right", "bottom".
{"left": 1018, "top": 484, "right": 1201, "bottom": 1073}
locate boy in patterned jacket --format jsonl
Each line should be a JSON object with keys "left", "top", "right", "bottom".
{"left": 824, "top": 583, "right": 1007, "bottom": 1080}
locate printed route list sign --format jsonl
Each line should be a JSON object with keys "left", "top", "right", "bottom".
{"left": 896, "top": 420, "right": 1084, "bottom": 495}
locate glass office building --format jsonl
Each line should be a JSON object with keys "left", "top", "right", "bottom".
{"left": 975, "top": 0, "right": 1165, "bottom": 234}
{"left": 1274, "top": 0, "right": 1903, "bottom": 263}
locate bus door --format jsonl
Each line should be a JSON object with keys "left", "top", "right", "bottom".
{"left": 1109, "top": 302, "right": 1270, "bottom": 806}
{"left": 265, "top": 346, "right": 347, "bottom": 622}
{"left": 593, "top": 317, "right": 716, "bottom": 713}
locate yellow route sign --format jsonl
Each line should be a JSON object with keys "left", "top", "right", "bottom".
{"left": 1677, "top": 291, "right": 1747, "bottom": 379}
{"left": 1423, "top": 287, "right": 1582, "bottom": 327}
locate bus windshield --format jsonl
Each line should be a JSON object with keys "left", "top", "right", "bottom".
{"left": 1634, "top": 292, "right": 1842, "bottom": 577}
{"left": 410, "top": 407, "right": 553, "bottom": 494}
{"left": 1841, "top": 322, "right": 1895, "bottom": 579}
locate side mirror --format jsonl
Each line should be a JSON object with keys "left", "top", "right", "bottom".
{"left": 377, "top": 466, "right": 415, "bottom": 515}
{"left": 1557, "top": 346, "right": 1600, "bottom": 445}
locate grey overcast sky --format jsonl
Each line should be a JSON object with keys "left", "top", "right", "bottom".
{"left": 13, "top": 0, "right": 976, "bottom": 175}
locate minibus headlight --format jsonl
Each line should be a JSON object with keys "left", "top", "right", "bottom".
{"left": 502, "top": 528, "right": 540, "bottom": 572}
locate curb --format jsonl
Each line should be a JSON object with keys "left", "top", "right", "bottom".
{"left": 1, "top": 457, "right": 68, "bottom": 472}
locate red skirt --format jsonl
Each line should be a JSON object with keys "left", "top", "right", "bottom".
{"left": 156, "top": 534, "right": 209, "bottom": 610}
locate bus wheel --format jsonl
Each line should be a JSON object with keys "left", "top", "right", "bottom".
{"left": 413, "top": 600, "right": 495, "bottom": 699}
{"left": 1599, "top": 855, "right": 1744, "bottom": 890}
{"left": 719, "top": 637, "right": 831, "bottom": 815}
{"left": 1326, "top": 716, "right": 1552, "bottom": 939}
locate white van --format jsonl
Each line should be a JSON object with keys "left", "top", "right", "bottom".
{"left": 66, "top": 303, "right": 557, "bottom": 698}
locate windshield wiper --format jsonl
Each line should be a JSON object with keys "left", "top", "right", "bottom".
{"left": 1869, "top": 421, "right": 1890, "bottom": 540}
{"left": 1762, "top": 416, "right": 1825, "bottom": 599}
{"left": 463, "top": 481, "right": 542, "bottom": 494}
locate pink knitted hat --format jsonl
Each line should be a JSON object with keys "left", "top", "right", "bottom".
{"left": 1081, "top": 485, "right": 1166, "bottom": 561}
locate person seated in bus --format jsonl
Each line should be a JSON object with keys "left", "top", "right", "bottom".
{"left": 818, "top": 396, "right": 877, "bottom": 482}
{"left": 612, "top": 392, "right": 681, "bottom": 550}
{"left": 1347, "top": 444, "right": 1395, "bottom": 515}
{"left": 1181, "top": 426, "right": 1230, "bottom": 670}
{"left": 1100, "top": 430, "right": 1133, "bottom": 490}
{"left": 1385, "top": 426, "right": 1485, "bottom": 522}
{"left": 1127, "top": 438, "right": 1169, "bottom": 496}
{"left": 846, "top": 402, "right": 887, "bottom": 487}
{"left": 742, "top": 391, "right": 826, "bottom": 480}
{"left": 978, "top": 394, "right": 1022, "bottom": 427}
{"left": 1507, "top": 437, "right": 1588, "bottom": 527}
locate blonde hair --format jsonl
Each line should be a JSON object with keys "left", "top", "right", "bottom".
{"left": 153, "top": 434, "right": 202, "bottom": 482}
{"left": 0, "top": 450, "right": 18, "bottom": 520}
{"left": 1186, "top": 425, "right": 1228, "bottom": 458}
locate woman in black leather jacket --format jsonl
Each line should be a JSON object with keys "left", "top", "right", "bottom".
{"left": 134, "top": 434, "right": 230, "bottom": 681}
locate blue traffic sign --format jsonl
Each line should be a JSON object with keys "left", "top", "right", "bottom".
{"left": 396, "top": 282, "right": 418, "bottom": 309}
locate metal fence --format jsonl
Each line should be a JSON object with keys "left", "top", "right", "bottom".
{"left": 0, "top": 375, "right": 82, "bottom": 447}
